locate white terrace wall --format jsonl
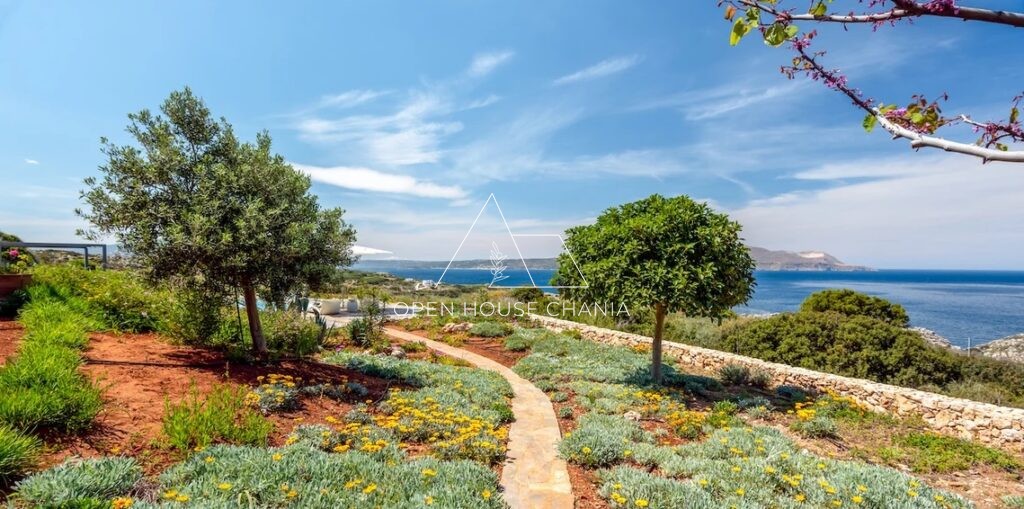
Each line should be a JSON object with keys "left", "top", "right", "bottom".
{"left": 528, "top": 314, "right": 1024, "bottom": 452}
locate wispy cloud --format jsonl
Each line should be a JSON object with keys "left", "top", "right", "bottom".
{"left": 466, "top": 50, "right": 515, "bottom": 78}
{"left": 295, "top": 92, "right": 462, "bottom": 166}
{"left": 553, "top": 55, "right": 641, "bottom": 86}
{"left": 294, "top": 163, "right": 467, "bottom": 199}
{"left": 317, "top": 89, "right": 390, "bottom": 109}
{"left": 464, "top": 94, "right": 501, "bottom": 110}
{"left": 24, "top": 158, "right": 39, "bottom": 165}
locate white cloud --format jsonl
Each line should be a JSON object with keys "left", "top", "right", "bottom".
{"left": 553, "top": 55, "right": 641, "bottom": 86}
{"left": 466, "top": 50, "right": 515, "bottom": 77}
{"left": 294, "top": 163, "right": 467, "bottom": 199}
{"left": 296, "top": 92, "right": 462, "bottom": 166}
{"left": 731, "top": 154, "right": 1024, "bottom": 269}
{"left": 317, "top": 89, "right": 389, "bottom": 109}
{"left": 24, "top": 158, "right": 39, "bottom": 165}
{"left": 464, "top": 94, "right": 501, "bottom": 110}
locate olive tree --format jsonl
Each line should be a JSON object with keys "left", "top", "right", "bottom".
{"left": 78, "top": 88, "right": 356, "bottom": 355}
{"left": 554, "top": 194, "right": 756, "bottom": 383}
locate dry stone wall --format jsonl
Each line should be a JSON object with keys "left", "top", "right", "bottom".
{"left": 529, "top": 314, "right": 1024, "bottom": 451}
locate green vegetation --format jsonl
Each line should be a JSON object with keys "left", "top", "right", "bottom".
{"left": 0, "top": 284, "right": 103, "bottom": 434}
{"left": 553, "top": 194, "right": 756, "bottom": 382}
{"left": 0, "top": 425, "right": 40, "bottom": 484}
{"left": 162, "top": 384, "right": 273, "bottom": 451}
{"left": 11, "top": 457, "right": 142, "bottom": 507}
{"left": 469, "top": 321, "right": 511, "bottom": 337}
{"left": 800, "top": 289, "right": 910, "bottom": 327}
{"left": 509, "top": 328, "right": 973, "bottom": 509}
{"left": 78, "top": 88, "right": 356, "bottom": 354}
{"left": 723, "top": 291, "right": 1024, "bottom": 406}
{"left": 879, "top": 431, "right": 1023, "bottom": 474}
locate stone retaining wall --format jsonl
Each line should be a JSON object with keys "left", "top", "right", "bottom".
{"left": 529, "top": 314, "right": 1024, "bottom": 451}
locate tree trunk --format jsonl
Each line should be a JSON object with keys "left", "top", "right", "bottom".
{"left": 242, "top": 283, "right": 268, "bottom": 355}
{"left": 651, "top": 302, "right": 666, "bottom": 384}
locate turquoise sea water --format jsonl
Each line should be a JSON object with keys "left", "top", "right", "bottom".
{"left": 359, "top": 267, "right": 1024, "bottom": 348}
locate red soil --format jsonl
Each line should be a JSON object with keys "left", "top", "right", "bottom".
{"left": 42, "top": 332, "right": 394, "bottom": 472}
{"left": 0, "top": 317, "right": 22, "bottom": 366}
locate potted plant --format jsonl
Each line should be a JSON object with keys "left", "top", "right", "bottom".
{"left": 0, "top": 247, "right": 34, "bottom": 298}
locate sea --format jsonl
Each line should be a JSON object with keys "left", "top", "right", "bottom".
{"left": 359, "top": 267, "right": 1024, "bottom": 348}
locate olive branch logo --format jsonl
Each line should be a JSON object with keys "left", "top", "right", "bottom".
{"left": 489, "top": 241, "right": 509, "bottom": 286}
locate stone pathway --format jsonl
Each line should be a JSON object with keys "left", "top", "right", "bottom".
{"left": 384, "top": 328, "right": 574, "bottom": 509}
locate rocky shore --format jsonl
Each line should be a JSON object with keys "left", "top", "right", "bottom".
{"left": 971, "top": 333, "right": 1024, "bottom": 364}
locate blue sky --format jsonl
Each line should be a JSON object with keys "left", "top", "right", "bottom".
{"left": 2, "top": 1, "right": 1024, "bottom": 268}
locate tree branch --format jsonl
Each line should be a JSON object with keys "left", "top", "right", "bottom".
{"left": 737, "top": 0, "right": 1024, "bottom": 28}
{"left": 874, "top": 112, "right": 1024, "bottom": 162}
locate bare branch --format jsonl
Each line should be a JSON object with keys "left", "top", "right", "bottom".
{"left": 737, "top": 0, "right": 1024, "bottom": 28}
{"left": 875, "top": 111, "right": 1024, "bottom": 163}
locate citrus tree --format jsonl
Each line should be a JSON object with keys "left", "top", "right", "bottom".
{"left": 722, "top": 0, "right": 1024, "bottom": 163}
{"left": 78, "top": 88, "right": 356, "bottom": 354}
{"left": 554, "top": 194, "right": 756, "bottom": 382}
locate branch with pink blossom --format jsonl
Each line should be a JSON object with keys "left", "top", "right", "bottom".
{"left": 720, "top": 0, "right": 1024, "bottom": 163}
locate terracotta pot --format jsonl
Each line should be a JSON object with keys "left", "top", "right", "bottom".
{"left": 0, "top": 274, "right": 32, "bottom": 299}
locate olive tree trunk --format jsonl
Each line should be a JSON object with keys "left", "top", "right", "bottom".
{"left": 241, "top": 282, "right": 268, "bottom": 355}
{"left": 651, "top": 302, "right": 666, "bottom": 384}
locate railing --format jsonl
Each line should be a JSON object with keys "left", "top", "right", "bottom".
{"left": 0, "top": 241, "right": 109, "bottom": 269}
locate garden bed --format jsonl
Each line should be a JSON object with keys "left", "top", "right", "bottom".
{"left": 38, "top": 331, "right": 397, "bottom": 473}
{"left": 399, "top": 324, "right": 1024, "bottom": 509}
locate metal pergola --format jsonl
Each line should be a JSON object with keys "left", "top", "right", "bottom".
{"left": 0, "top": 242, "right": 109, "bottom": 269}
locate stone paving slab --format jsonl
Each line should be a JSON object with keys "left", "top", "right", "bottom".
{"left": 383, "top": 328, "right": 574, "bottom": 509}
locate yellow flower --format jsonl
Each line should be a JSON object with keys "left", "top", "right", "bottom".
{"left": 218, "top": 482, "right": 232, "bottom": 491}
{"left": 852, "top": 495, "right": 863, "bottom": 504}
{"left": 730, "top": 465, "right": 741, "bottom": 473}
{"left": 363, "top": 483, "right": 378, "bottom": 494}
{"left": 111, "top": 498, "right": 133, "bottom": 509}
{"left": 287, "top": 489, "right": 298, "bottom": 498}
{"left": 422, "top": 468, "right": 437, "bottom": 477}
{"left": 635, "top": 499, "right": 649, "bottom": 508}
{"left": 175, "top": 494, "right": 189, "bottom": 502}
{"left": 907, "top": 490, "right": 919, "bottom": 498}
{"left": 204, "top": 456, "right": 215, "bottom": 464}
{"left": 795, "top": 493, "right": 806, "bottom": 502}
{"left": 162, "top": 490, "right": 178, "bottom": 499}
{"left": 698, "top": 478, "right": 708, "bottom": 487}
{"left": 831, "top": 500, "right": 842, "bottom": 507}
{"left": 736, "top": 488, "right": 745, "bottom": 496}
{"left": 581, "top": 447, "right": 592, "bottom": 454}
{"left": 482, "top": 489, "right": 492, "bottom": 500}
{"left": 425, "top": 495, "right": 434, "bottom": 505}
{"left": 272, "top": 453, "right": 283, "bottom": 461}
{"left": 856, "top": 485, "right": 867, "bottom": 493}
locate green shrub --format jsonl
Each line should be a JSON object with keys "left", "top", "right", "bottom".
{"left": 0, "top": 297, "right": 103, "bottom": 432}
{"left": 30, "top": 264, "right": 171, "bottom": 332}
{"left": 551, "top": 391, "right": 569, "bottom": 403}
{"left": 12, "top": 456, "right": 142, "bottom": 506}
{"left": 510, "top": 287, "right": 545, "bottom": 302}
{"left": 400, "top": 340, "right": 428, "bottom": 353}
{"left": 558, "top": 407, "right": 574, "bottom": 419}
{"left": 150, "top": 444, "right": 505, "bottom": 508}
{"left": 0, "top": 424, "right": 40, "bottom": 484}
{"left": 502, "top": 328, "right": 551, "bottom": 352}
{"left": 717, "top": 363, "right": 750, "bottom": 385}
{"left": 748, "top": 369, "right": 772, "bottom": 389}
{"left": 791, "top": 415, "right": 839, "bottom": 439}
{"left": 1004, "top": 495, "right": 1024, "bottom": 508}
{"left": 469, "top": 321, "right": 511, "bottom": 338}
{"left": 559, "top": 413, "right": 651, "bottom": 467}
{"left": 162, "top": 383, "right": 272, "bottom": 451}
{"left": 723, "top": 308, "right": 1024, "bottom": 406}
{"left": 163, "top": 287, "right": 228, "bottom": 343}
{"left": 800, "top": 289, "right": 910, "bottom": 327}
{"left": 884, "top": 431, "right": 1023, "bottom": 473}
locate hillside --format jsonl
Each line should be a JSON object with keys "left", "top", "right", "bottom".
{"left": 356, "top": 246, "right": 871, "bottom": 272}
